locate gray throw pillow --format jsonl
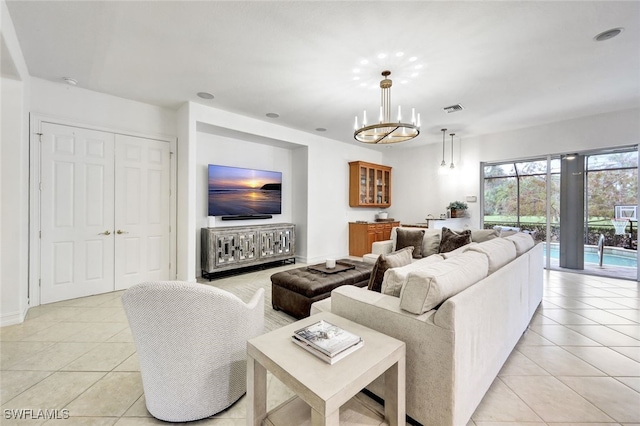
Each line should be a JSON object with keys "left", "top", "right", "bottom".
{"left": 439, "top": 227, "right": 472, "bottom": 253}
{"left": 367, "top": 246, "right": 414, "bottom": 292}
{"left": 396, "top": 228, "right": 426, "bottom": 258}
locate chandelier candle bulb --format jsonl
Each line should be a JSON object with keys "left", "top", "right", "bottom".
{"left": 379, "top": 106, "right": 383, "bottom": 123}
{"left": 354, "top": 116, "right": 358, "bottom": 130}
{"left": 363, "top": 110, "right": 367, "bottom": 126}
{"left": 417, "top": 113, "right": 421, "bottom": 128}
{"left": 397, "top": 105, "right": 402, "bottom": 122}
{"left": 411, "top": 108, "right": 416, "bottom": 126}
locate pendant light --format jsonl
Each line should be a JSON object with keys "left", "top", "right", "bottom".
{"left": 449, "top": 133, "right": 456, "bottom": 169}
{"left": 440, "top": 128, "right": 447, "bottom": 167}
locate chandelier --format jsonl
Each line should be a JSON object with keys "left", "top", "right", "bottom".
{"left": 353, "top": 70, "right": 420, "bottom": 144}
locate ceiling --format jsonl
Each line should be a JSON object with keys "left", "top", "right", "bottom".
{"left": 5, "top": 1, "right": 640, "bottom": 148}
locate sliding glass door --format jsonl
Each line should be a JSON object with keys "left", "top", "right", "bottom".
{"left": 481, "top": 146, "right": 638, "bottom": 281}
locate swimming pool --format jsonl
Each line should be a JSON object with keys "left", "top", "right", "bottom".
{"left": 543, "top": 244, "right": 637, "bottom": 268}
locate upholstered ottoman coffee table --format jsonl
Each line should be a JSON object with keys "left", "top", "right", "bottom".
{"left": 271, "top": 259, "right": 372, "bottom": 319}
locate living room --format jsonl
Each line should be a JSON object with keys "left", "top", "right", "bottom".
{"left": 1, "top": 1, "right": 639, "bottom": 424}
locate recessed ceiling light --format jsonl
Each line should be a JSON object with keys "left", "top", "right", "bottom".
{"left": 360, "top": 59, "right": 369, "bottom": 65}
{"left": 396, "top": 52, "right": 404, "bottom": 57}
{"left": 266, "top": 112, "right": 280, "bottom": 118}
{"left": 360, "top": 82, "right": 367, "bottom": 87}
{"left": 594, "top": 27, "right": 624, "bottom": 41}
{"left": 415, "top": 64, "right": 423, "bottom": 69}
{"left": 197, "top": 92, "right": 214, "bottom": 99}
{"left": 377, "top": 53, "right": 387, "bottom": 59}
{"left": 315, "top": 128, "right": 327, "bottom": 132}
{"left": 62, "top": 77, "right": 77, "bottom": 85}
{"left": 408, "top": 56, "right": 418, "bottom": 62}
{"left": 411, "top": 72, "right": 419, "bottom": 77}
{"left": 353, "top": 68, "right": 360, "bottom": 73}
{"left": 401, "top": 80, "right": 408, "bottom": 84}
{"left": 353, "top": 76, "right": 360, "bottom": 81}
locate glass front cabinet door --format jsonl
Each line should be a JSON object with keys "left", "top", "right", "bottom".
{"left": 349, "top": 161, "right": 392, "bottom": 208}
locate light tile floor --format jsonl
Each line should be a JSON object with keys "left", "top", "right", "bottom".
{"left": 1, "top": 270, "right": 638, "bottom": 425}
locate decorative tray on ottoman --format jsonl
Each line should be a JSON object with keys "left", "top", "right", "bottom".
{"left": 307, "top": 261, "right": 356, "bottom": 274}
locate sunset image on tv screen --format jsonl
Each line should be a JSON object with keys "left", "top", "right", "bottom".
{"left": 208, "top": 165, "right": 282, "bottom": 216}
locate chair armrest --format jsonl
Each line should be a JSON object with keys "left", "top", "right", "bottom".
{"left": 371, "top": 240, "right": 393, "bottom": 255}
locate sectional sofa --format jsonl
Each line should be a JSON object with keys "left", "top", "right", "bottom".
{"left": 312, "top": 229, "right": 543, "bottom": 426}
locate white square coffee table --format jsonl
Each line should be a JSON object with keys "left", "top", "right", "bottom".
{"left": 247, "top": 311, "right": 406, "bottom": 426}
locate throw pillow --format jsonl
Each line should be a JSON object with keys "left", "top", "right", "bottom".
{"left": 396, "top": 228, "right": 426, "bottom": 258}
{"left": 469, "top": 228, "right": 500, "bottom": 243}
{"left": 421, "top": 229, "right": 442, "bottom": 257}
{"left": 367, "top": 246, "right": 414, "bottom": 293}
{"left": 439, "top": 227, "right": 472, "bottom": 253}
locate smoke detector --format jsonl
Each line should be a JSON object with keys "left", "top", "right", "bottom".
{"left": 443, "top": 104, "right": 464, "bottom": 113}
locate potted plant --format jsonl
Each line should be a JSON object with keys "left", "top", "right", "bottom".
{"left": 447, "top": 201, "right": 468, "bottom": 218}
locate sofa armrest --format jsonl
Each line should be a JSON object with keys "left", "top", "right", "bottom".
{"left": 371, "top": 240, "right": 393, "bottom": 255}
{"left": 330, "top": 286, "right": 456, "bottom": 425}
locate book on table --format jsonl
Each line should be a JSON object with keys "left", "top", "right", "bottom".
{"left": 291, "top": 320, "right": 363, "bottom": 364}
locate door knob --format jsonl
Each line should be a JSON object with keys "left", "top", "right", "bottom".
{"left": 116, "top": 230, "right": 129, "bottom": 234}
{"left": 99, "top": 230, "right": 111, "bottom": 236}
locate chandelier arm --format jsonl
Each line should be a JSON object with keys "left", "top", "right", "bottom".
{"left": 375, "top": 125, "right": 401, "bottom": 144}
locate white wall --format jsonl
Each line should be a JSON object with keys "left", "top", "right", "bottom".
{"left": 30, "top": 78, "right": 176, "bottom": 138}
{"left": 1, "top": 0, "right": 31, "bottom": 326}
{"left": 1, "top": 77, "right": 30, "bottom": 326}
{"left": 195, "top": 132, "right": 294, "bottom": 273}
{"left": 387, "top": 108, "right": 640, "bottom": 227}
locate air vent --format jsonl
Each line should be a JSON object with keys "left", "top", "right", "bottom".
{"left": 443, "top": 104, "right": 464, "bottom": 113}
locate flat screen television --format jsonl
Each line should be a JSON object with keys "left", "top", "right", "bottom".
{"left": 208, "top": 164, "right": 282, "bottom": 217}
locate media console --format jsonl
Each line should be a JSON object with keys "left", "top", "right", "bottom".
{"left": 201, "top": 223, "right": 295, "bottom": 279}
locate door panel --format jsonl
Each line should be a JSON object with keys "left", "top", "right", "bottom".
{"left": 114, "top": 134, "right": 171, "bottom": 289}
{"left": 40, "top": 123, "right": 115, "bottom": 303}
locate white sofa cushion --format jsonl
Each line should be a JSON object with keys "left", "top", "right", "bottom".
{"left": 399, "top": 251, "right": 489, "bottom": 314}
{"left": 505, "top": 233, "right": 535, "bottom": 256}
{"left": 468, "top": 238, "right": 516, "bottom": 274}
{"left": 440, "top": 242, "right": 477, "bottom": 259}
{"left": 381, "top": 254, "right": 444, "bottom": 297}
{"left": 468, "top": 228, "right": 500, "bottom": 243}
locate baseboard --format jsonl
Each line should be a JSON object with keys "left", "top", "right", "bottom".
{"left": 1, "top": 308, "right": 27, "bottom": 327}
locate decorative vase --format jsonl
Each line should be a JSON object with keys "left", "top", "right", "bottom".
{"left": 450, "top": 209, "right": 465, "bottom": 218}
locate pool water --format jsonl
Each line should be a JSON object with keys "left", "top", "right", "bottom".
{"left": 544, "top": 245, "right": 637, "bottom": 268}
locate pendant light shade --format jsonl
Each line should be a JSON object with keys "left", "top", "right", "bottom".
{"left": 449, "top": 133, "right": 455, "bottom": 169}
{"left": 440, "top": 128, "right": 447, "bottom": 167}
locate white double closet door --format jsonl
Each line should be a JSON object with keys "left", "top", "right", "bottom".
{"left": 40, "top": 122, "right": 172, "bottom": 304}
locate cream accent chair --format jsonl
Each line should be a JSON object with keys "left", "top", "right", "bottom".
{"left": 122, "top": 281, "right": 264, "bottom": 422}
